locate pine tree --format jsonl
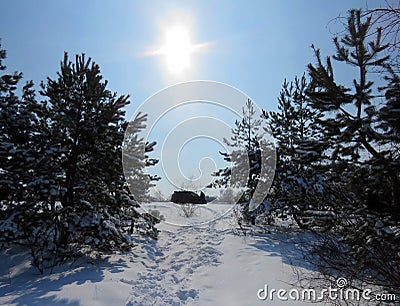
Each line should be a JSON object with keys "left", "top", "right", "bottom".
{"left": 40, "top": 52, "right": 158, "bottom": 252}
{"left": 0, "top": 44, "right": 44, "bottom": 242}
{"left": 145, "top": 141, "right": 161, "bottom": 179}
{"left": 1, "top": 52, "right": 159, "bottom": 272}
{"left": 122, "top": 112, "right": 156, "bottom": 203}
{"left": 210, "top": 99, "right": 265, "bottom": 220}
{"left": 0, "top": 44, "right": 24, "bottom": 204}
{"left": 264, "top": 75, "right": 331, "bottom": 229}
{"left": 266, "top": 74, "right": 325, "bottom": 166}
{"left": 304, "top": 10, "right": 400, "bottom": 291}
{"left": 306, "top": 9, "right": 399, "bottom": 218}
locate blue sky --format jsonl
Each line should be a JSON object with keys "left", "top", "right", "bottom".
{"left": 1, "top": 0, "right": 379, "bottom": 198}
{"left": 1, "top": 0, "right": 375, "bottom": 115}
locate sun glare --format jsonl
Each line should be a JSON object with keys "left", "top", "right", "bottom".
{"left": 147, "top": 22, "right": 212, "bottom": 76}
{"left": 161, "top": 26, "right": 194, "bottom": 75}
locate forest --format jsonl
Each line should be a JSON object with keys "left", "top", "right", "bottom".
{"left": 1, "top": 5, "right": 399, "bottom": 305}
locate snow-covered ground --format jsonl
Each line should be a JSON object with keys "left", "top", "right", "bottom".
{"left": 0, "top": 203, "right": 318, "bottom": 306}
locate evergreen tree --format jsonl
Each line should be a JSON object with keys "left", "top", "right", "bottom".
{"left": 41, "top": 52, "right": 158, "bottom": 253}
{"left": 306, "top": 9, "right": 399, "bottom": 218}
{"left": 122, "top": 112, "right": 156, "bottom": 203}
{"left": 305, "top": 10, "right": 400, "bottom": 291}
{"left": 264, "top": 75, "right": 331, "bottom": 229}
{"left": 266, "top": 74, "right": 325, "bottom": 166}
{"left": 0, "top": 44, "right": 44, "bottom": 242}
{"left": 379, "top": 67, "right": 400, "bottom": 145}
{"left": 1, "top": 51, "right": 159, "bottom": 272}
{"left": 210, "top": 99, "right": 264, "bottom": 219}
{"left": 0, "top": 44, "right": 24, "bottom": 204}
{"left": 145, "top": 141, "right": 160, "bottom": 178}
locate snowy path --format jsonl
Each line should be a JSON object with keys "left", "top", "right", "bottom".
{"left": 125, "top": 222, "right": 226, "bottom": 306}
{"left": 0, "top": 203, "right": 319, "bottom": 306}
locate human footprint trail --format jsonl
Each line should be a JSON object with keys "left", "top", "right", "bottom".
{"left": 125, "top": 221, "right": 225, "bottom": 306}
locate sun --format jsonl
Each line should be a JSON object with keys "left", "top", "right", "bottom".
{"left": 160, "top": 26, "right": 194, "bottom": 75}
{"left": 147, "top": 23, "right": 212, "bottom": 76}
